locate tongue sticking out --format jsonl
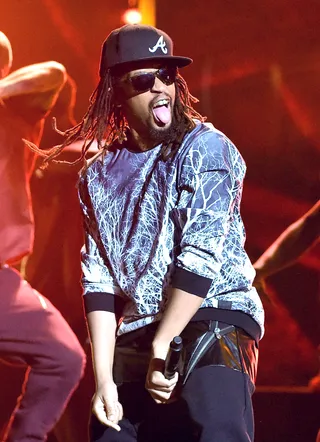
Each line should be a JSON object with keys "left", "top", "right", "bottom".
{"left": 152, "top": 105, "right": 171, "bottom": 125}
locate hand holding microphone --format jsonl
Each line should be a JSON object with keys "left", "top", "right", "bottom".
{"left": 164, "top": 336, "right": 183, "bottom": 380}
{"left": 146, "top": 336, "right": 183, "bottom": 403}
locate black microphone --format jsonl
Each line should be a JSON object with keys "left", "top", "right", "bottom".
{"left": 164, "top": 336, "right": 183, "bottom": 380}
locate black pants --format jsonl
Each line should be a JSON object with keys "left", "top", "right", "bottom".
{"left": 90, "top": 323, "right": 258, "bottom": 442}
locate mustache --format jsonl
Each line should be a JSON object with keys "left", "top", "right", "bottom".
{"left": 149, "top": 94, "right": 173, "bottom": 111}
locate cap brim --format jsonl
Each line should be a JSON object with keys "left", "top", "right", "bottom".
{"left": 110, "top": 55, "right": 193, "bottom": 72}
{"left": 162, "top": 56, "right": 193, "bottom": 68}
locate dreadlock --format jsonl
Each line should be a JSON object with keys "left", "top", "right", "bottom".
{"left": 160, "top": 73, "right": 205, "bottom": 161}
{"left": 24, "top": 70, "right": 205, "bottom": 168}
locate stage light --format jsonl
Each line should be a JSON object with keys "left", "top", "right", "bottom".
{"left": 122, "top": 8, "right": 142, "bottom": 25}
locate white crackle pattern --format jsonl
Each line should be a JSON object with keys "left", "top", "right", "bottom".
{"left": 79, "top": 122, "right": 265, "bottom": 337}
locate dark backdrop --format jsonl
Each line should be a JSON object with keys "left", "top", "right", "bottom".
{"left": 1, "top": 1, "right": 319, "bottom": 440}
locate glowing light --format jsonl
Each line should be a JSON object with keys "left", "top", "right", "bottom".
{"left": 122, "top": 8, "right": 142, "bottom": 25}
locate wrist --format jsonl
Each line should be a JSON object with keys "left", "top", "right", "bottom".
{"left": 94, "top": 364, "right": 114, "bottom": 386}
{"left": 151, "top": 339, "right": 171, "bottom": 360}
{"left": 95, "top": 373, "right": 114, "bottom": 389}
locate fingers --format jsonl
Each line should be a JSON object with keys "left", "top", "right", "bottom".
{"left": 105, "top": 402, "right": 120, "bottom": 424}
{"left": 92, "top": 396, "right": 122, "bottom": 432}
{"left": 147, "top": 370, "right": 178, "bottom": 389}
{"left": 146, "top": 357, "right": 180, "bottom": 404}
{"left": 146, "top": 371, "right": 179, "bottom": 404}
{"left": 148, "top": 384, "right": 179, "bottom": 404}
{"left": 148, "top": 388, "right": 173, "bottom": 403}
{"left": 147, "top": 380, "right": 176, "bottom": 393}
{"left": 93, "top": 401, "right": 121, "bottom": 432}
{"left": 117, "top": 401, "right": 124, "bottom": 422}
{"left": 161, "top": 373, "right": 179, "bottom": 388}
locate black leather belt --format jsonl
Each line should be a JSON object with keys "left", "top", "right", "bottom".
{"left": 113, "top": 319, "right": 258, "bottom": 388}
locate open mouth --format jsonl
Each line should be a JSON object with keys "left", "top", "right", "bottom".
{"left": 152, "top": 99, "right": 171, "bottom": 125}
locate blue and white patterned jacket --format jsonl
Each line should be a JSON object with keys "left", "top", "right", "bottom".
{"left": 79, "top": 121, "right": 264, "bottom": 338}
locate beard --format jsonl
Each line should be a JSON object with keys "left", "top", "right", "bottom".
{"left": 124, "top": 99, "right": 188, "bottom": 152}
{"left": 145, "top": 112, "right": 180, "bottom": 147}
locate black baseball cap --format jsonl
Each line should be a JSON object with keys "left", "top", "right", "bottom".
{"left": 99, "top": 24, "right": 192, "bottom": 77}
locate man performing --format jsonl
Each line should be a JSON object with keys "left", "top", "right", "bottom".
{"left": 31, "top": 24, "right": 265, "bottom": 442}
{"left": 0, "top": 31, "right": 86, "bottom": 442}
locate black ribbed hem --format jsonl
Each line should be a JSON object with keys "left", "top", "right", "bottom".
{"left": 171, "top": 266, "right": 212, "bottom": 298}
{"left": 84, "top": 292, "right": 125, "bottom": 319}
{"left": 191, "top": 307, "right": 261, "bottom": 344}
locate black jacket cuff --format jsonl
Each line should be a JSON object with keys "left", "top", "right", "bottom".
{"left": 84, "top": 292, "right": 125, "bottom": 317}
{"left": 171, "top": 266, "right": 212, "bottom": 298}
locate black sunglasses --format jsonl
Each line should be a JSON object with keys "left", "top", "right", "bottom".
{"left": 128, "top": 67, "right": 177, "bottom": 93}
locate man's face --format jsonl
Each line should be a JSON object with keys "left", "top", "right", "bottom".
{"left": 115, "top": 62, "right": 177, "bottom": 145}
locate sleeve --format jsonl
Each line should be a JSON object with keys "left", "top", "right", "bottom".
{"left": 171, "top": 130, "right": 246, "bottom": 298}
{"left": 78, "top": 175, "right": 124, "bottom": 316}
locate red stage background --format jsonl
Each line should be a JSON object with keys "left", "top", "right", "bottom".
{"left": 1, "top": 1, "right": 319, "bottom": 441}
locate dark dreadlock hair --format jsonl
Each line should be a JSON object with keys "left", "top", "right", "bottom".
{"left": 24, "top": 69, "right": 206, "bottom": 169}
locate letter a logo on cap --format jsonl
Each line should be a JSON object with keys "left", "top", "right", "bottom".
{"left": 149, "top": 36, "right": 168, "bottom": 54}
